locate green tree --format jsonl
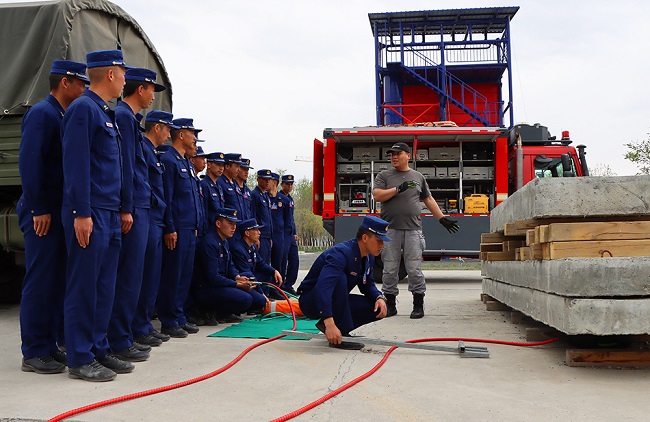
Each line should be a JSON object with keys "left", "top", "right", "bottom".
{"left": 588, "top": 163, "right": 616, "bottom": 176}
{"left": 292, "top": 177, "right": 333, "bottom": 251}
{"left": 624, "top": 132, "right": 650, "bottom": 175}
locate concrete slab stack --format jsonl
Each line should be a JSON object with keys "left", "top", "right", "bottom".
{"left": 482, "top": 176, "right": 650, "bottom": 335}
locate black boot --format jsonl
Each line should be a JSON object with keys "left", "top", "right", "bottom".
{"left": 385, "top": 294, "right": 397, "bottom": 317}
{"left": 410, "top": 293, "right": 424, "bottom": 319}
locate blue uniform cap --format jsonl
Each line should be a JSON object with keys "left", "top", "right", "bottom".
{"left": 206, "top": 152, "right": 225, "bottom": 163}
{"left": 145, "top": 110, "right": 178, "bottom": 128}
{"left": 172, "top": 118, "right": 202, "bottom": 133}
{"left": 240, "top": 158, "right": 253, "bottom": 169}
{"left": 257, "top": 169, "right": 273, "bottom": 178}
{"left": 269, "top": 172, "right": 280, "bottom": 181}
{"left": 224, "top": 153, "right": 243, "bottom": 164}
{"left": 125, "top": 67, "right": 166, "bottom": 92}
{"left": 50, "top": 60, "right": 89, "bottom": 83}
{"left": 281, "top": 174, "right": 295, "bottom": 183}
{"left": 86, "top": 49, "right": 126, "bottom": 68}
{"left": 360, "top": 216, "right": 391, "bottom": 242}
{"left": 237, "top": 218, "right": 264, "bottom": 233}
{"left": 194, "top": 146, "right": 209, "bottom": 157}
{"left": 215, "top": 208, "right": 241, "bottom": 223}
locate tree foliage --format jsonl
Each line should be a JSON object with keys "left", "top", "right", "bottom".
{"left": 624, "top": 133, "right": 650, "bottom": 175}
{"left": 588, "top": 163, "right": 616, "bottom": 177}
{"left": 291, "top": 177, "right": 333, "bottom": 250}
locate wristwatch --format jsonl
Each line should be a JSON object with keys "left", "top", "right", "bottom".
{"left": 376, "top": 294, "right": 387, "bottom": 302}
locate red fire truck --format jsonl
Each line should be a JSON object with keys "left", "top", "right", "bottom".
{"left": 311, "top": 7, "right": 588, "bottom": 258}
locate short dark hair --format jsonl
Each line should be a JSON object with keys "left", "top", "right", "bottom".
{"left": 170, "top": 128, "right": 182, "bottom": 140}
{"left": 122, "top": 80, "right": 148, "bottom": 97}
{"left": 49, "top": 73, "right": 66, "bottom": 91}
{"left": 144, "top": 121, "right": 158, "bottom": 133}
{"left": 356, "top": 227, "right": 373, "bottom": 241}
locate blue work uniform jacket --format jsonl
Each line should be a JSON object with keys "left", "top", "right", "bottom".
{"left": 297, "top": 239, "right": 382, "bottom": 318}
{"left": 189, "top": 161, "right": 206, "bottom": 236}
{"left": 196, "top": 230, "right": 240, "bottom": 288}
{"left": 200, "top": 176, "right": 225, "bottom": 233}
{"left": 231, "top": 237, "right": 276, "bottom": 278}
{"left": 251, "top": 186, "right": 272, "bottom": 239}
{"left": 142, "top": 136, "right": 166, "bottom": 226}
{"left": 269, "top": 193, "right": 285, "bottom": 239}
{"left": 114, "top": 101, "right": 150, "bottom": 212}
{"left": 217, "top": 175, "right": 242, "bottom": 216}
{"left": 160, "top": 149, "right": 198, "bottom": 234}
{"left": 62, "top": 90, "right": 122, "bottom": 216}
{"left": 236, "top": 182, "right": 253, "bottom": 220}
{"left": 277, "top": 192, "right": 296, "bottom": 236}
{"left": 18, "top": 94, "right": 65, "bottom": 216}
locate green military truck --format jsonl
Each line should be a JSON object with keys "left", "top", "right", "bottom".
{"left": 0, "top": 0, "right": 173, "bottom": 301}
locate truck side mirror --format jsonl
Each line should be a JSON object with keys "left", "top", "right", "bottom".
{"left": 561, "top": 154, "right": 574, "bottom": 177}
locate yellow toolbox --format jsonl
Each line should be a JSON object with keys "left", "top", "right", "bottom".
{"left": 464, "top": 194, "right": 489, "bottom": 214}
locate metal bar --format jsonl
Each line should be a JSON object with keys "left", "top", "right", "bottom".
{"left": 282, "top": 331, "right": 489, "bottom": 358}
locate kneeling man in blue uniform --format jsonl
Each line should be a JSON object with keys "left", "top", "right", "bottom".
{"left": 195, "top": 208, "right": 266, "bottom": 320}
{"left": 298, "top": 216, "right": 390, "bottom": 350}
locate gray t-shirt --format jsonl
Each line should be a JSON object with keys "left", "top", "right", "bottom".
{"left": 374, "top": 168, "right": 431, "bottom": 229}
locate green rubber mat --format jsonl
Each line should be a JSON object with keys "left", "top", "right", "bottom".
{"left": 207, "top": 316, "right": 320, "bottom": 340}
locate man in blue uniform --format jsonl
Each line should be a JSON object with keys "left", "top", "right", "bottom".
{"left": 231, "top": 218, "right": 283, "bottom": 305}
{"left": 201, "top": 152, "right": 226, "bottom": 232}
{"left": 251, "top": 169, "right": 274, "bottom": 266}
{"left": 132, "top": 110, "right": 176, "bottom": 346}
{"left": 18, "top": 60, "right": 88, "bottom": 374}
{"left": 195, "top": 209, "right": 265, "bottom": 320}
{"left": 235, "top": 158, "right": 253, "bottom": 220}
{"left": 158, "top": 118, "right": 202, "bottom": 338}
{"left": 279, "top": 175, "right": 299, "bottom": 295}
{"left": 61, "top": 50, "right": 133, "bottom": 381}
{"left": 298, "top": 216, "right": 390, "bottom": 350}
{"left": 268, "top": 172, "right": 285, "bottom": 300}
{"left": 107, "top": 68, "right": 165, "bottom": 362}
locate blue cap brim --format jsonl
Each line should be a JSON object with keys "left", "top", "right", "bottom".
{"left": 376, "top": 233, "right": 392, "bottom": 242}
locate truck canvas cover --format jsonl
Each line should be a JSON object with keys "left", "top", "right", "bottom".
{"left": 0, "top": 0, "right": 172, "bottom": 115}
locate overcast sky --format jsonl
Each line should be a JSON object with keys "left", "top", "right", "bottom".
{"left": 7, "top": 0, "right": 650, "bottom": 178}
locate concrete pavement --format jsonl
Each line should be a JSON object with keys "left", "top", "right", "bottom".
{"left": 1, "top": 270, "right": 648, "bottom": 421}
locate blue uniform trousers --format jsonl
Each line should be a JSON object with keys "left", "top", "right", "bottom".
{"left": 299, "top": 276, "right": 380, "bottom": 334}
{"left": 259, "top": 237, "right": 272, "bottom": 265}
{"left": 63, "top": 207, "right": 121, "bottom": 368}
{"left": 107, "top": 207, "right": 149, "bottom": 351}
{"left": 18, "top": 207, "right": 66, "bottom": 359}
{"left": 270, "top": 235, "right": 284, "bottom": 277}
{"left": 157, "top": 228, "right": 196, "bottom": 328}
{"left": 132, "top": 221, "right": 163, "bottom": 337}
{"left": 196, "top": 285, "right": 266, "bottom": 317}
{"left": 282, "top": 234, "right": 299, "bottom": 290}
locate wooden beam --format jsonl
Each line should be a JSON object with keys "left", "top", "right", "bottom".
{"left": 480, "top": 242, "right": 503, "bottom": 252}
{"left": 567, "top": 349, "right": 650, "bottom": 368}
{"left": 529, "top": 243, "right": 543, "bottom": 260}
{"left": 526, "top": 229, "right": 536, "bottom": 246}
{"left": 481, "top": 232, "right": 507, "bottom": 243}
{"left": 483, "top": 251, "right": 517, "bottom": 261}
{"left": 547, "top": 239, "right": 650, "bottom": 259}
{"left": 485, "top": 300, "right": 510, "bottom": 311}
{"left": 503, "top": 240, "right": 525, "bottom": 252}
{"left": 544, "top": 221, "right": 650, "bottom": 242}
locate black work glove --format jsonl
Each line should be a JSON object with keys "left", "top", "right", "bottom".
{"left": 439, "top": 217, "right": 459, "bottom": 233}
{"left": 397, "top": 181, "right": 417, "bottom": 193}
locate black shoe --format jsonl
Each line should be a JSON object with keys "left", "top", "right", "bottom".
{"left": 132, "top": 342, "right": 152, "bottom": 352}
{"left": 52, "top": 349, "right": 67, "bottom": 366}
{"left": 315, "top": 319, "right": 326, "bottom": 334}
{"left": 161, "top": 325, "right": 189, "bottom": 338}
{"left": 68, "top": 360, "right": 116, "bottom": 382}
{"left": 283, "top": 287, "right": 298, "bottom": 296}
{"left": 98, "top": 355, "right": 135, "bottom": 374}
{"left": 180, "top": 323, "right": 199, "bottom": 334}
{"left": 150, "top": 330, "right": 171, "bottom": 342}
{"left": 21, "top": 356, "right": 66, "bottom": 374}
{"left": 385, "top": 293, "right": 397, "bottom": 317}
{"left": 217, "top": 313, "right": 244, "bottom": 323}
{"left": 328, "top": 340, "right": 365, "bottom": 350}
{"left": 410, "top": 293, "right": 425, "bottom": 319}
{"left": 135, "top": 333, "right": 163, "bottom": 347}
{"left": 186, "top": 314, "right": 205, "bottom": 326}
{"left": 268, "top": 290, "right": 286, "bottom": 300}
{"left": 202, "top": 312, "right": 219, "bottom": 326}
{"left": 112, "top": 345, "right": 149, "bottom": 362}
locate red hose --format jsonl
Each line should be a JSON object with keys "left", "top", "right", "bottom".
{"left": 48, "top": 284, "right": 296, "bottom": 422}
{"left": 270, "top": 336, "right": 559, "bottom": 422}
{"left": 48, "top": 282, "right": 558, "bottom": 422}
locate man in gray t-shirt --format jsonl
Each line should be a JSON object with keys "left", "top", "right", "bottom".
{"left": 373, "top": 142, "right": 459, "bottom": 319}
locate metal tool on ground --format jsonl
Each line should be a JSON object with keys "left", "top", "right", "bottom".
{"left": 282, "top": 330, "right": 490, "bottom": 358}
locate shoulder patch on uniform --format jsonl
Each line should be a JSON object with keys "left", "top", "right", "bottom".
{"left": 278, "top": 202, "right": 282, "bottom": 207}
{"left": 105, "top": 122, "right": 113, "bottom": 128}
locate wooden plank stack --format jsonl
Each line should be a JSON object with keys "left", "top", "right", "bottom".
{"left": 480, "top": 219, "right": 650, "bottom": 262}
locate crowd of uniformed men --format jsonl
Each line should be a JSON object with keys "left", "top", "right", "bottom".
{"left": 18, "top": 50, "right": 300, "bottom": 382}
